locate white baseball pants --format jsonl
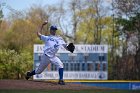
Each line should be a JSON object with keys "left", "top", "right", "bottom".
{"left": 35, "top": 54, "right": 63, "bottom": 74}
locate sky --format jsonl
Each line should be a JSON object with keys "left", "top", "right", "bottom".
{"left": 1, "top": 0, "right": 112, "bottom": 18}
{"left": 1, "top": 0, "right": 63, "bottom": 18}
{"left": 0, "top": 0, "right": 112, "bottom": 32}
{"left": 0, "top": 0, "right": 72, "bottom": 33}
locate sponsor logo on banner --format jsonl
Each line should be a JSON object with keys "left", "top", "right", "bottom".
{"left": 131, "top": 83, "right": 140, "bottom": 90}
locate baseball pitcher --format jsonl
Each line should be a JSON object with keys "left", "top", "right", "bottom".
{"left": 25, "top": 21, "right": 75, "bottom": 85}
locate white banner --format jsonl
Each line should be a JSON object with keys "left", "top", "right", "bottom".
{"left": 34, "top": 44, "right": 108, "bottom": 53}
{"left": 33, "top": 71, "right": 108, "bottom": 80}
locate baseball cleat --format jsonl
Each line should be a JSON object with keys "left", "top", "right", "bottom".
{"left": 58, "top": 80, "right": 65, "bottom": 85}
{"left": 25, "top": 71, "right": 31, "bottom": 80}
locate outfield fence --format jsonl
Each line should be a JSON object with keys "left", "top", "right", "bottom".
{"left": 74, "top": 81, "right": 140, "bottom": 90}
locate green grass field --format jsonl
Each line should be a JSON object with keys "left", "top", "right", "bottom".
{"left": 0, "top": 89, "right": 140, "bottom": 93}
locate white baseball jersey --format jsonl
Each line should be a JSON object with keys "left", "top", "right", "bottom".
{"left": 40, "top": 35, "right": 66, "bottom": 57}
{"left": 35, "top": 35, "right": 66, "bottom": 74}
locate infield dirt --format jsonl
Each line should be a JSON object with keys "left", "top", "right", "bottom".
{"left": 0, "top": 80, "right": 105, "bottom": 90}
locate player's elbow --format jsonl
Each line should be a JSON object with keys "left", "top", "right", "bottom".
{"left": 37, "top": 31, "right": 41, "bottom": 38}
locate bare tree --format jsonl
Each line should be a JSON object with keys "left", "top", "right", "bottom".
{"left": 112, "top": 0, "right": 140, "bottom": 79}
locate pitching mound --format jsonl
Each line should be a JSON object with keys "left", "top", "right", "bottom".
{"left": 0, "top": 80, "right": 103, "bottom": 90}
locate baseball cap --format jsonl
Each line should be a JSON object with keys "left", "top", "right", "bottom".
{"left": 50, "top": 25, "right": 57, "bottom": 30}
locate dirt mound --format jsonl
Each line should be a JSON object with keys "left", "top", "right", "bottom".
{"left": 0, "top": 80, "right": 102, "bottom": 90}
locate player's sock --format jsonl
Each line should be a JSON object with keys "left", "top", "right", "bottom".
{"left": 59, "top": 68, "right": 63, "bottom": 80}
{"left": 29, "top": 70, "right": 36, "bottom": 76}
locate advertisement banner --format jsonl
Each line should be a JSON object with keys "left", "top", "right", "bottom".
{"left": 131, "top": 83, "right": 140, "bottom": 90}
{"left": 33, "top": 71, "right": 108, "bottom": 80}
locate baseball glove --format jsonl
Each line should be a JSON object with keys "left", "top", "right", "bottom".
{"left": 67, "top": 43, "right": 75, "bottom": 53}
